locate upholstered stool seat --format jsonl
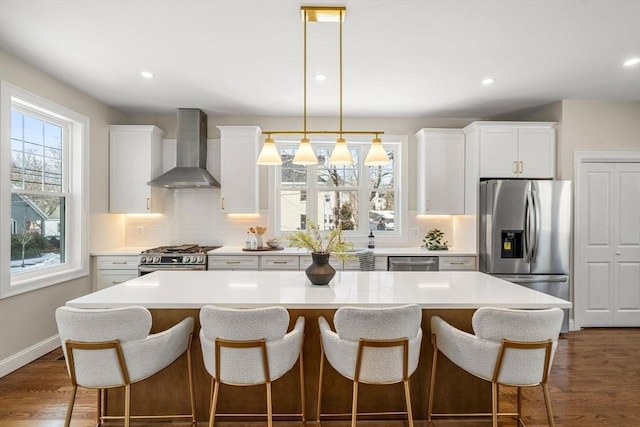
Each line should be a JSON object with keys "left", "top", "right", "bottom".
{"left": 428, "top": 307, "right": 564, "bottom": 427}
{"left": 55, "top": 305, "right": 196, "bottom": 427}
{"left": 317, "top": 304, "right": 423, "bottom": 427}
{"left": 199, "top": 305, "right": 305, "bottom": 427}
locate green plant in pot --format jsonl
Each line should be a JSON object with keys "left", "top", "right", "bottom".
{"left": 423, "top": 228, "right": 449, "bottom": 250}
{"left": 287, "top": 221, "right": 354, "bottom": 285}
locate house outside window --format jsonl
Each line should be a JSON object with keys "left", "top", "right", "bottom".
{"left": 270, "top": 136, "right": 406, "bottom": 241}
{"left": 1, "top": 82, "right": 89, "bottom": 298}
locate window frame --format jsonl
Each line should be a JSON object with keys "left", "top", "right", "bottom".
{"left": 268, "top": 134, "right": 408, "bottom": 244}
{"left": 0, "top": 81, "right": 90, "bottom": 298}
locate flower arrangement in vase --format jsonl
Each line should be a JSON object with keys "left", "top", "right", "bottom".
{"left": 287, "top": 221, "right": 354, "bottom": 285}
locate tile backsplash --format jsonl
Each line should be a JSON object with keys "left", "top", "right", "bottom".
{"left": 123, "top": 189, "right": 476, "bottom": 251}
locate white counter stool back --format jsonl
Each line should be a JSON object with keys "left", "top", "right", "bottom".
{"left": 54, "top": 306, "right": 196, "bottom": 427}
{"left": 199, "top": 305, "right": 305, "bottom": 427}
{"left": 428, "top": 307, "right": 564, "bottom": 427}
{"left": 317, "top": 304, "right": 423, "bottom": 427}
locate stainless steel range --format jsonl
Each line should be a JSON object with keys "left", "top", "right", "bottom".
{"left": 138, "top": 244, "right": 221, "bottom": 275}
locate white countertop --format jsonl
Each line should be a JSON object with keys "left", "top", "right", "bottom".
{"left": 66, "top": 271, "right": 571, "bottom": 310}
{"left": 209, "top": 246, "right": 477, "bottom": 257}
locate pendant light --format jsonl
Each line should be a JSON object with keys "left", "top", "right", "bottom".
{"left": 292, "top": 8, "right": 318, "bottom": 165}
{"left": 328, "top": 8, "right": 354, "bottom": 166}
{"left": 256, "top": 134, "right": 282, "bottom": 165}
{"left": 364, "top": 134, "right": 390, "bottom": 166}
{"left": 259, "top": 6, "right": 388, "bottom": 167}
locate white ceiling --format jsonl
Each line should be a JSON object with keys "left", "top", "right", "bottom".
{"left": 1, "top": 0, "right": 639, "bottom": 119}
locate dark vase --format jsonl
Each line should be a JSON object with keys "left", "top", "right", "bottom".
{"left": 305, "top": 252, "right": 336, "bottom": 286}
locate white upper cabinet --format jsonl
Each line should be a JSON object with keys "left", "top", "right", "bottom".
{"left": 416, "top": 128, "right": 465, "bottom": 214}
{"left": 468, "top": 122, "right": 556, "bottom": 179}
{"left": 218, "top": 126, "right": 261, "bottom": 213}
{"left": 109, "top": 125, "right": 165, "bottom": 213}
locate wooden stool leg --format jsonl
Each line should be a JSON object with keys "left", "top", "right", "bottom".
{"left": 404, "top": 379, "right": 414, "bottom": 427}
{"left": 351, "top": 381, "right": 359, "bottom": 427}
{"left": 542, "top": 383, "right": 555, "bottom": 427}
{"left": 63, "top": 384, "right": 77, "bottom": 427}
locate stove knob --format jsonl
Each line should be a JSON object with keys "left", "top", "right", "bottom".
{"left": 198, "top": 256, "right": 205, "bottom": 264}
{"left": 194, "top": 257, "right": 200, "bottom": 264}
{"left": 185, "top": 256, "right": 192, "bottom": 263}
{"left": 140, "top": 256, "right": 146, "bottom": 263}
{"left": 155, "top": 256, "right": 161, "bottom": 263}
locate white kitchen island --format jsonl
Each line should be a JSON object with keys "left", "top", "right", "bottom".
{"left": 65, "top": 271, "right": 570, "bottom": 423}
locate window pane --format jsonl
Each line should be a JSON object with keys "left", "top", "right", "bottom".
{"left": 280, "top": 149, "right": 307, "bottom": 186}
{"left": 369, "top": 190, "right": 394, "bottom": 231}
{"left": 10, "top": 110, "right": 64, "bottom": 192}
{"left": 23, "top": 115, "right": 44, "bottom": 144}
{"left": 11, "top": 110, "right": 23, "bottom": 140}
{"left": 280, "top": 190, "right": 307, "bottom": 232}
{"left": 317, "top": 190, "right": 359, "bottom": 231}
{"left": 44, "top": 122, "right": 62, "bottom": 149}
{"left": 368, "top": 166, "right": 394, "bottom": 189}
{"left": 11, "top": 193, "right": 65, "bottom": 274}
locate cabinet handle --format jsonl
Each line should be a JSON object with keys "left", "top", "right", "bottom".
{"left": 519, "top": 161, "right": 524, "bottom": 174}
{"left": 146, "top": 198, "right": 150, "bottom": 210}
{"left": 112, "top": 281, "right": 125, "bottom": 284}
{"left": 448, "top": 262, "right": 465, "bottom": 265}
{"left": 221, "top": 197, "right": 225, "bottom": 210}
{"left": 225, "top": 261, "right": 241, "bottom": 264}
{"left": 512, "top": 161, "right": 518, "bottom": 174}
{"left": 112, "top": 261, "right": 128, "bottom": 265}
{"left": 426, "top": 199, "right": 430, "bottom": 211}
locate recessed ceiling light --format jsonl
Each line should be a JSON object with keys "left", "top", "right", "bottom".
{"left": 315, "top": 74, "right": 326, "bottom": 81}
{"left": 623, "top": 57, "right": 640, "bottom": 67}
{"left": 140, "top": 71, "right": 154, "bottom": 79}
{"left": 482, "top": 78, "right": 495, "bottom": 85}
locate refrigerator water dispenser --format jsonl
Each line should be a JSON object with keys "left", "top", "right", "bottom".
{"left": 501, "top": 230, "right": 523, "bottom": 258}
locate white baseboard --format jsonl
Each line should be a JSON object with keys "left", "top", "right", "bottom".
{"left": 0, "top": 334, "right": 60, "bottom": 378}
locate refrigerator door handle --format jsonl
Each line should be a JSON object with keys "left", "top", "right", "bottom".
{"left": 525, "top": 189, "right": 534, "bottom": 262}
{"left": 530, "top": 181, "right": 539, "bottom": 263}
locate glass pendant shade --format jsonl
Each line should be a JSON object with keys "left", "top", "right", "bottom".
{"left": 329, "top": 138, "right": 354, "bottom": 165}
{"left": 364, "top": 137, "right": 390, "bottom": 166}
{"left": 256, "top": 137, "right": 282, "bottom": 165}
{"left": 292, "top": 138, "right": 317, "bottom": 165}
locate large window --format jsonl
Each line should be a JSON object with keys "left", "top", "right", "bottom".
{"left": 1, "top": 82, "right": 89, "bottom": 298}
{"left": 272, "top": 136, "right": 406, "bottom": 240}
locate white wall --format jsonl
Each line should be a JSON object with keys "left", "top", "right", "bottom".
{"left": 0, "top": 51, "right": 126, "bottom": 373}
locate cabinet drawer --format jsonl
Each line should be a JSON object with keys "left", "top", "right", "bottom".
{"left": 208, "top": 256, "right": 259, "bottom": 270}
{"left": 261, "top": 256, "right": 299, "bottom": 270}
{"left": 97, "top": 271, "right": 138, "bottom": 290}
{"left": 439, "top": 256, "right": 476, "bottom": 271}
{"left": 96, "top": 256, "right": 139, "bottom": 270}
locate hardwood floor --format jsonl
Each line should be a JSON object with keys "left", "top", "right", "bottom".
{"left": 0, "top": 328, "right": 638, "bottom": 427}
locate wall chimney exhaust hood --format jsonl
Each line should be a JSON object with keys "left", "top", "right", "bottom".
{"left": 147, "top": 108, "right": 220, "bottom": 188}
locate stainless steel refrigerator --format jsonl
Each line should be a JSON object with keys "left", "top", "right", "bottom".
{"left": 479, "top": 179, "right": 571, "bottom": 332}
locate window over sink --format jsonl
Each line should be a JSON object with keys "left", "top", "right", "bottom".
{"left": 269, "top": 135, "right": 407, "bottom": 241}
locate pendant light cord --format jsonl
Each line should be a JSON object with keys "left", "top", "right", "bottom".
{"left": 303, "top": 10, "right": 308, "bottom": 138}
{"left": 339, "top": 9, "right": 343, "bottom": 138}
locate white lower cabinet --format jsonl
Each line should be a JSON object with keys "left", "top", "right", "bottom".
{"left": 95, "top": 255, "right": 139, "bottom": 290}
{"left": 260, "top": 256, "right": 300, "bottom": 270}
{"left": 439, "top": 256, "right": 476, "bottom": 271}
{"left": 209, "top": 256, "right": 259, "bottom": 270}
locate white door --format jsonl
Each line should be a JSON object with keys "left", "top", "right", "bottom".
{"left": 577, "top": 162, "right": 640, "bottom": 327}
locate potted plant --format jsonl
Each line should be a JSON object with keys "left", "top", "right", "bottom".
{"left": 423, "top": 228, "right": 449, "bottom": 250}
{"left": 287, "top": 221, "right": 354, "bottom": 285}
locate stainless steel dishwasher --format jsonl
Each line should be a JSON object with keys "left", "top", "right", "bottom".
{"left": 387, "top": 256, "right": 439, "bottom": 271}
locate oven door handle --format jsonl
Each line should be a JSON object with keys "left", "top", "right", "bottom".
{"left": 138, "top": 265, "right": 206, "bottom": 275}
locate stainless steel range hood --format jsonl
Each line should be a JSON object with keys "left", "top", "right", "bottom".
{"left": 147, "top": 108, "right": 220, "bottom": 188}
